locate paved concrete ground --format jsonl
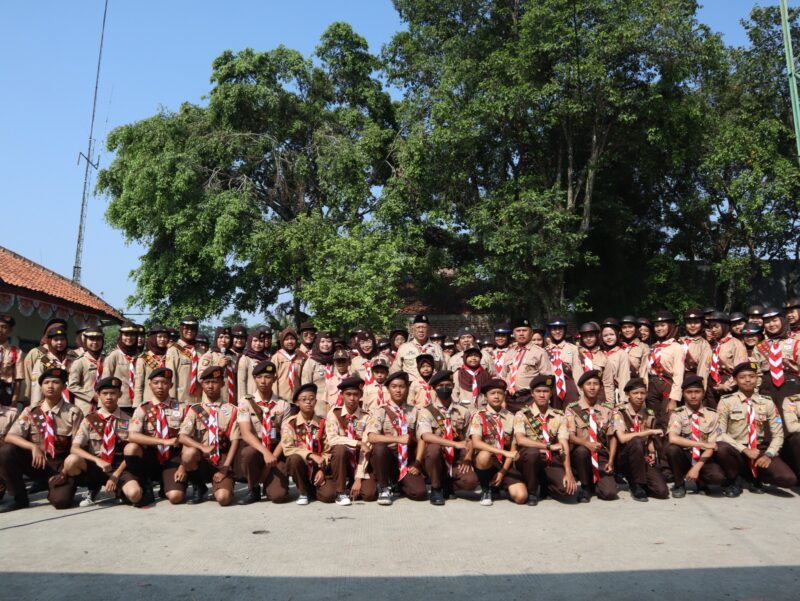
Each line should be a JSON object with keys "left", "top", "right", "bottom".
{"left": 0, "top": 482, "right": 798, "bottom": 601}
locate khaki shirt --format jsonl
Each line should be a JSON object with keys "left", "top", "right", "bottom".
{"left": 783, "top": 395, "right": 800, "bottom": 434}
{"left": 416, "top": 398, "right": 471, "bottom": 440}
{"left": 578, "top": 346, "right": 607, "bottom": 378}
{"left": 390, "top": 339, "right": 444, "bottom": 380}
{"left": 566, "top": 398, "right": 616, "bottom": 444}
{"left": 513, "top": 404, "right": 569, "bottom": 448}
{"left": 9, "top": 400, "right": 83, "bottom": 453}
{"left": 30, "top": 349, "right": 80, "bottom": 407}
{"left": 620, "top": 340, "right": 650, "bottom": 381}
{"left": 300, "top": 358, "right": 330, "bottom": 404}
{"left": 325, "top": 406, "right": 370, "bottom": 479}
{"left": 272, "top": 349, "right": 304, "bottom": 401}
{"left": 708, "top": 336, "right": 748, "bottom": 393}
{"left": 134, "top": 351, "right": 168, "bottom": 407}
{"left": 165, "top": 341, "right": 202, "bottom": 405}
{"left": 490, "top": 347, "right": 512, "bottom": 376}
{"left": 668, "top": 406, "right": 719, "bottom": 443}
{"left": 72, "top": 407, "right": 130, "bottom": 456}
{"left": 102, "top": 348, "right": 138, "bottom": 409}
{"left": 0, "top": 405, "right": 18, "bottom": 443}
{"left": 500, "top": 342, "right": 553, "bottom": 393}
{"left": 446, "top": 349, "right": 494, "bottom": 374}
{"left": 199, "top": 350, "right": 238, "bottom": 403}
{"left": 281, "top": 413, "right": 329, "bottom": 462}
{"left": 647, "top": 339, "right": 686, "bottom": 402}
{"left": 681, "top": 336, "right": 712, "bottom": 381}
{"left": 717, "top": 391, "right": 783, "bottom": 456}
{"left": 180, "top": 400, "right": 241, "bottom": 446}
{"left": 362, "top": 381, "right": 390, "bottom": 413}
{"left": 409, "top": 378, "right": 434, "bottom": 408}
{"left": 68, "top": 352, "right": 103, "bottom": 414}
{"left": 236, "top": 392, "right": 291, "bottom": 442}
{"left": 364, "top": 402, "right": 418, "bottom": 450}
{"left": 236, "top": 354, "right": 265, "bottom": 399}
{"left": 468, "top": 406, "right": 514, "bottom": 449}
{"left": 752, "top": 338, "right": 800, "bottom": 376}
{"left": 129, "top": 399, "right": 185, "bottom": 437}
{"left": 612, "top": 403, "right": 657, "bottom": 436}
{"left": 22, "top": 345, "right": 46, "bottom": 405}
{"left": 0, "top": 342, "right": 24, "bottom": 385}
{"left": 546, "top": 341, "right": 582, "bottom": 382}
{"left": 452, "top": 366, "right": 489, "bottom": 410}
{"left": 601, "top": 347, "right": 630, "bottom": 405}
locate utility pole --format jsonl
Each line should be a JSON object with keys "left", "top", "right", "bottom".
{"left": 72, "top": 0, "right": 109, "bottom": 283}
{"left": 780, "top": 0, "right": 800, "bottom": 166}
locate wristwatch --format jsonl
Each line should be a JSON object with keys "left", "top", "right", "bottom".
{"left": 766, "top": 451, "right": 775, "bottom": 459}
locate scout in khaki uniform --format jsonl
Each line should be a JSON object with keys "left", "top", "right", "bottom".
{"left": 409, "top": 354, "right": 435, "bottom": 408}
{"left": 490, "top": 323, "right": 512, "bottom": 377}
{"left": 619, "top": 316, "right": 650, "bottom": 382}
{"left": 446, "top": 327, "right": 493, "bottom": 373}
{"left": 282, "top": 383, "right": 333, "bottom": 505}
{"left": 741, "top": 323, "right": 763, "bottom": 359}
{"left": 664, "top": 375, "right": 726, "bottom": 498}
{"left": 0, "top": 401, "right": 17, "bottom": 500}
{"left": 30, "top": 326, "right": 79, "bottom": 407}
{"left": 298, "top": 321, "right": 317, "bottom": 357}
{"left": 178, "top": 366, "right": 241, "bottom": 506}
{"left": 231, "top": 323, "right": 249, "bottom": 356}
{"left": 365, "top": 371, "right": 426, "bottom": 505}
{"left": 199, "top": 326, "right": 238, "bottom": 407}
{"left": 784, "top": 298, "right": 800, "bottom": 340}
{"left": 300, "top": 330, "right": 334, "bottom": 413}
{"left": 361, "top": 356, "right": 390, "bottom": 412}
{"left": 21, "top": 318, "right": 67, "bottom": 406}
{"left": 514, "top": 375, "right": 577, "bottom": 506}
{"left": 195, "top": 334, "right": 209, "bottom": 355}
{"left": 637, "top": 317, "right": 652, "bottom": 344}
{"left": 102, "top": 321, "right": 141, "bottom": 414}
{"left": 64, "top": 377, "right": 143, "bottom": 507}
{"left": 124, "top": 367, "right": 188, "bottom": 505}
{"left": 599, "top": 319, "right": 632, "bottom": 406}
{"left": 781, "top": 388, "right": 800, "bottom": 478}
{"left": 575, "top": 323, "right": 608, "bottom": 401}
{"left": 680, "top": 308, "right": 712, "bottom": 384}
{"left": 273, "top": 328, "right": 304, "bottom": 402}
{"left": 612, "top": 378, "right": 669, "bottom": 502}
{"left": 67, "top": 326, "right": 105, "bottom": 415}
{"left": 235, "top": 360, "right": 290, "bottom": 505}
{"left": 545, "top": 316, "right": 582, "bottom": 410}
{"left": 350, "top": 331, "right": 379, "bottom": 380}
{"left": 164, "top": 315, "right": 202, "bottom": 406}
{"left": 133, "top": 324, "right": 170, "bottom": 407}
{"left": 751, "top": 308, "right": 800, "bottom": 414}
{"left": 323, "top": 349, "right": 353, "bottom": 414}
{"left": 500, "top": 318, "right": 553, "bottom": 395}
{"left": 470, "top": 378, "right": 526, "bottom": 506}
{"left": 325, "top": 376, "right": 377, "bottom": 505}
{"left": 730, "top": 312, "right": 747, "bottom": 339}
{"left": 453, "top": 346, "right": 491, "bottom": 410}
{"left": 646, "top": 311, "right": 686, "bottom": 430}
{"left": 566, "top": 370, "right": 618, "bottom": 502}
{"left": 0, "top": 314, "right": 24, "bottom": 408}
{"left": 417, "top": 370, "right": 477, "bottom": 505}
{"left": 442, "top": 340, "right": 455, "bottom": 363}
{"left": 0, "top": 368, "right": 83, "bottom": 512}
{"left": 390, "top": 315, "right": 443, "bottom": 379}
{"left": 715, "top": 361, "right": 797, "bottom": 496}
{"left": 747, "top": 305, "right": 766, "bottom": 327}
{"left": 389, "top": 328, "right": 408, "bottom": 362}
{"left": 238, "top": 330, "right": 271, "bottom": 398}
{"left": 704, "top": 311, "right": 748, "bottom": 409}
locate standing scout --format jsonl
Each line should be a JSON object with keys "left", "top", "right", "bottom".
{"left": 730, "top": 312, "right": 747, "bottom": 339}
{"left": 102, "top": 321, "right": 141, "bottom": 414}
{"left": 785, "top": 298, "right": 800, "bottom": 340}
{"left": 446, "top": 327, "right": 493, "bottom": 373}
{"left": 576, "top": 323, "right": 608, "bottom": 400}
{"left": 199, "top": 326, "right": 238, "bottom": 408}
{"left": 235, "top": 360, "right": 290, "bottom": 505}
{"left": 500, "top": 318, "right": 553, "bottom": 395}
{"left": 301, "top": 331, "right": 335, "bottom": 416}
{"left": 22, "top": 318, "right": 67, "bottom": 406}
{"left": 361, "top": 356, "right": 391, "bottom": 412}
{"left": 64, "top": 376, "right": 143, "bottom": 507}
{"left": 365, "top": 371, "right": 427, "bottom": 505}
{"left": 133, "top": 324, "right": 170, "bottom": 406}
{"left": 178, "top": 366, "right": 241, "bottom": 506}
{"left": 491, "top": 323, "right": 512, "bottom": 377}
{"left": 646, "top": 311, "right": 686, "bottom": 430}
{"left": 325, "top": 376, "right": 377, "bottom": 505}
{"left": 297, "top": 321, "right": 317, "bottom": 357}
{"left": 0, "top": 315, "right": 23, "bottom": 408}
{"left": 514, "top": 374, "right": 577, "bottom": 506}
{"left": 612, "top": 378, "right": 669, "bottom": 502}
{"left": 350, "top": 331, "right": 379, "bottom": 381}
{"left": 545, "top": 316, "right": 582, "bottom": 410}
{"left": 164, "top": 315, "right": 202, "bottom": 406}
{"left": 453, "top": 346, "right": 490, "bottom": 410}
{"left": 664, "top": 375, "right": 726, "bottom": 498}
{"left": 566, "top": 370, "right": 619, "bottom": 502}
{"left": 282, "top": 383, "right": 333, "bottom": 505}
{"left": 751, "top": 307, "right": 800, "bottom": 413}
{"left": 417, "top": 370, "right": 477, "bottom": 505}
{"left": 0, "top": 368, "right": 83, "bottom": 512}
{"left": 715, "top": 361, "right": 796, "bottom": 496}
{"left": 237, "top": 330, "right": 270, "bottom": 398}
{"left": 273, "top": 328, "right": 304, "bottom": 402}
{"left": 231, "top": 324, "right": 249, "bottom": 357}
{"left": 0, "top": 397, "right": 17, "bottom": 501}
{"left": 637, "top": 317, "right": 653, "bottom": 344}
{"left": 124, "top": 368, "right": 188, "bottom": 505}
{"left": 599, "top": 319, "right": 631, "bottom": 406}
{"left": 67, "top": 326, "right": 105, "bottom": 415}
{"left": 323, "top": 349, "right": 353, "bottom": 414}
{"left": 619, "top": 316, "right": 650, "bottom": 382}
{"left": 391, "top": 315, "right": 443, "bottom": 379}
{"left": 469, "top": 378, "right": 527, "bottom": 506}
{"left": 741, "top": 323, "right": 764, "bottom": 359}
{"left": 29, "top": 325, "right": 78, "bottom": 407}
{"left": 704, "top": 311, "right": 747, "bottom": 409}
{"left": 409, "top": 354, "right": 435, "bottom": 408}
{"left": 680, "top": 308, "right": 712, "bottom": 384}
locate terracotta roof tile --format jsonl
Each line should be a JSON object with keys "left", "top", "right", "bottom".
{"left": 0, "top": 245, "right": 123, "bottom": 321}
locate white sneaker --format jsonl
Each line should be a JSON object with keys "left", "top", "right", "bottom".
{"left": 377, "top": 487, "right": 393, "bottom": 506}
{"left": 79, "top": 495, "right": 96, "bottom": 508}
{"left": 479, "top": 490, "right": 493, "bottom": 506}
{"left": 335, "top": 493, "right": 352, "bottom": 506}
{"left": 296, "top": 494, "right": 309, "bottom": 506}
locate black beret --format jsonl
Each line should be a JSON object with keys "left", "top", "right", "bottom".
{"left": 337, "top": 375, "right": 364, "bottom": 391}
{"left": 147, "top": 323, "right": 168, "bottom": 335}
{"left": 578, "top": 370, "right": 601, "bottom": 386}
{"left": 480, "top": 378, "right": 507, "bottom": 395}
{"left": 385, "top": 371, "right": 410, "bottom": 386}
{"left": 293, "top": 382, "right": 318, "bottom": 402}
{"left": 494, "top": 323, "right": 512, "bottom": 333}
{"left": 0, "top": 314, "right": 15, "bottom": 327}
{"left": 624, "top": 377, "right": 647, "bottom": 392}
{"left": 415, "top": 353, "right": 435, "bottom": 365}
{"left": 732, "top": 361, "right": 759, "bottom": 377}
{"left": 38, "top": 367, "right": 67, "bottom": 385}
{"left": 96, "top": 376, "right": 122, "bottom": 392}
{"left": 200, "top": 365, "right": 224, "bottom": 381}
{"left": 253, "top": 360, "right": 277, "bottom": 377}
{"left": 530, "top": 374, "right": 555, "bottom": 389}
{"left": 148, "top": 367, "right": 173, "bottom": 380}
{"left": 652, "top": 311, "right": 676, "bottom": 323}
{"left": 428, "top": 370, "right": 454, "bottom": 387}
{"left": 681, "top": 375, "right": 705, "bottom": 390}
{"left": 412, "top": 314, "right": 429, "bottom": 325}
{"left": 511, "top": 317, "right": 532, "bottom": 329}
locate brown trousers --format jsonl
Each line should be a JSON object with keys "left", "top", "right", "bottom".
{"left": 233, "top": 445, "right": 289, "bottom": 503}
{"left": 82, "top": 460, "right": 138, "bottom": 502}
{"left": 0, "top": 443, "right": 76, "bottom": 508}
{"left": 326, "top": 445, "right": 378, "bottom": 502}
{"left": 369, "top": 442, "right": 427, "bottom": 500}
{"left": 646, "top": 376, "right": 671, "bottom": 431}
{"left": 715, "top": 442, "right": 797, "bottom": 488}
{"left": 126, "top": 447, "right": 187, "bottom": 495}
{"left": 422, "top": 444, "right": 478, "bottom": 491}
{"left": 285, "top": 453, "right": 338, "bottom": 501}
{"left": 615, "top": 437, "right": 669, "bottom": 498}
{"left": 570, "top": 445, "right": 618, "bottom": 500}
{"left": 759, "top": 373, "right": 800, "bottom": 419}
{"left": 516, "top": 447, "right": 572, "bottom": 499}
{"left": 663, "top": 444, "right": 726, "bottom": 487}
{"left": 550, "top": 377, "right": 579, "bottom": 412}
{"left": 780, "top": 432, "right": 800, "bottom": 477}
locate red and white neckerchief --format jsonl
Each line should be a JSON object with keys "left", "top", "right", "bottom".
{"left": 690, "top": 411, "right": 702, "bottom": 464}
{"left": 649, "top": 340, "right": 672, "bottom": 374}
{"left": 745, "top": 398, "right": 758, "bottom": 478}
{"left": 493, "top": 348, "right": 506, "bottom": 375}
{"left": 581, "top": 348, "right": 594, "bottom": 372}
{"left": 188, "top": 345, "right": 199, "bottom": 395}
{"left": 87, "top": 353, "right": 104, "bottom": 389}
{"left": 480, "top": 410, "right": 504, "bottom": 461}
{"left": 549, "top": 347, "right": 567, "bottom": 401}
{"left": 438, "top": 407, "right": 455, "bottom": 476}
{"left": 376, "top": 384, "right": 386, "bottom": 407}
{"left": 207, "top": 405, "right": 220, "bottom": 465}
{"left": 43, "top": 409, "right": 56, "bottom": 458}
{"left": 621, "top": 342, "right": 636, "bottom": 353}
{"left": 54, "top": 356, "right": 72, "bottom": 404}
{"left": 463, "top": 367, "right": 482, "bottom": 403}
{"left": 681, "top": 337, "right": 694, "bottom": 356}
{"left": 151, "top": 400, "right": 171, "bottom": 463}
{"left": 632, "top": 414, "right": 641, "bottom": 433}
{"left": 417, "top": 380, "right": 432, "bottom": 406}
{"left": 303, "top": 419, "right": 322, "bottom": 480}
{"left": 257, "top": 398, "right": 277, "bottom": 450}
{"left": 100, "top": 414, "right": 116, "bottom": 463}
{"left": 280, "top": 350, "right": 298, "bottom": 395}
{"left": 363, "top": 361, "right": 374, "bottom": 386}
{"left": 345, "top": 412, "right": 359, "bottom": 473}
{"left": 123, "top": 352, "right": 137, "bottom": 402}
{"left": 507, "top": 346, "right": 528, "bottom": 394}
{"left": 0, "top": 345, "right": 19, "bottom": 368}
{"left": 710, "top": 335, "right": 732, "bottom": 384}
{"left": 223, "top": 354, "right": 235, "bottom": 404}
{"left": 587, "top": 407, "right": 600, "bottom": 483}
{"left": 386, "top": 404, "right": 409, "bottom": 480}
{"left": 768, "top": 340, "right": 785, "bottom": 387}
{"left": 537, "top": 414, "right": 552, "bottom": 465}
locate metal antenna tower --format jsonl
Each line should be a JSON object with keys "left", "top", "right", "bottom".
{"left": 72, "top": 0, "right": 109, "bottom": 283}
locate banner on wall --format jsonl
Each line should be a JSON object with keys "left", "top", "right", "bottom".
{"left": 0, "top": 293, "right": 100, "bottom": 327}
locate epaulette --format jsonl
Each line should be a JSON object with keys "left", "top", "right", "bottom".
{"left": 704, "top": 406, "right": 717, "bottom": 412}
{"left": 567, "top": 402, "right": 580, "bottom": 410}
{"left": 601, "top": 402, "right": 614, "bottom": 410}
{"left": 646, "top": 408, "right": 654, "bottom": 416}
{"left": 671, "top": 407, "right": 683, "bottom": 413}
{"left": 719, "top": 393, "right": 736, "bottom": 402}
{"left": 551, "top": 409, "right": 564, "bottom": 415}
{"left": 243, "top": 394, "right": 254, "bottom": 400}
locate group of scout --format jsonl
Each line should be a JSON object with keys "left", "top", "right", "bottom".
{"left": 0, "top": 298, "right": 799, "bottom": 513}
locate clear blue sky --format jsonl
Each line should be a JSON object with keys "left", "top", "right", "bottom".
{"left": 0, "top": 1, "right": 792, "bottom": 318}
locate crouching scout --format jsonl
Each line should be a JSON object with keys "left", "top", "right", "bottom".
{"left": 0, "top": 368, "right": 83, "bottom": 512}
{"left": 514, "top": 375, "right": 577, "bottom": 506}
{"left": 178, "top": 366, "right": 241, "bottom": 506}
{"left": 64, "top": 376, "right": 143, "bottom": 507}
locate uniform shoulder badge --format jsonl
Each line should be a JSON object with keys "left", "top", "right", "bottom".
{"left": 646, "top": 408, "right": 654, "bottom": 415}
{"left": 705, "top": 406, "right": 716, "bottom": 412}
{"left": 601, "top": 402, "right": 614, "bottom": 410}
{"left": 567, "top": 402, "right": 580, "bottom": 410}
{"left": 671, "top": 407, "right": 683, "bottom": 413}
{"left": 552, "top": 409, "right": 564, "bottom": 415}
{"left": 243, "top": 394, "right": 254, "bottom": 400}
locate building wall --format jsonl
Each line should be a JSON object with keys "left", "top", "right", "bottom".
{"left": 0, "top": 293, "right": 103, "bottom": 350}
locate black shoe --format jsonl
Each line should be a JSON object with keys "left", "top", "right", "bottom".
{"left": 526, "top": 494, "right": 539, "bottom": 506}
{"left": 429, "top": 488, "right": 445, "bottom": 506}
{"left": 748, "top": 481, "right": 766, "bottom": 494}
{"left": 27, "top": 480, "right": 46, "bottom": 495}
{"left": 187, "top": 482, "right": 208, "bottom": 505}
{"left": 722, "top": 484, "right": 741, "bottom": 498}
{"left": 135, "top": 485, "right": 155, "bottom": 508}
{"left": 0, "top": 496, "right": 29, "bottom": 513}
{"left": 671, "top": 484, "right": 686, "bottom": 499}
{"left": 238, "top": 487, "right": 261, "bottom": 505}
{"left": 631, "top": 484, "right": 649, "bottom": 502}
{"left": 614, "top": 473, "right": 630, "bottom": 491}
{"left": 577, "top": 487, "right": 591, "bottom": 503}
